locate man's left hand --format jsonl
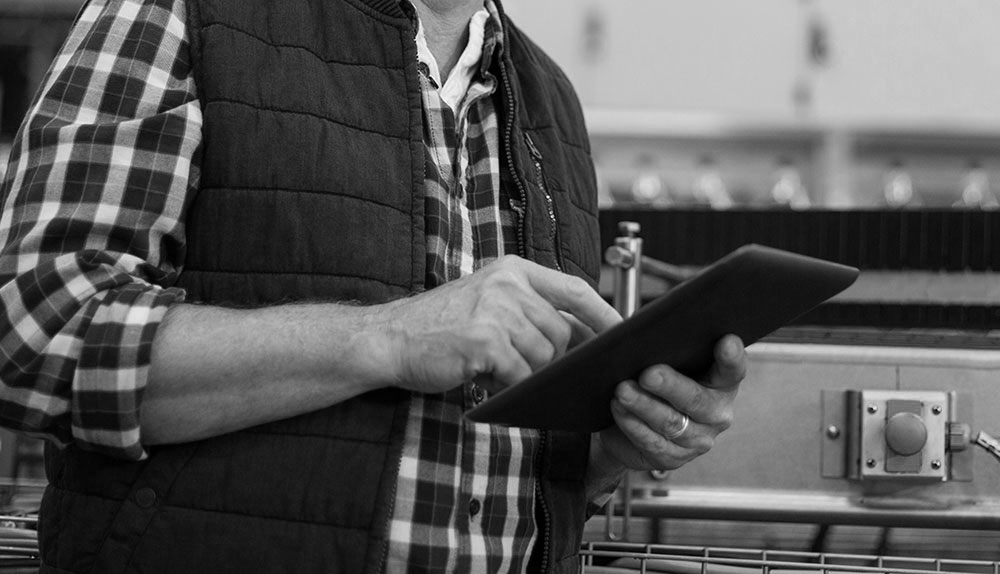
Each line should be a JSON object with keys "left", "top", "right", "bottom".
{"left": 593, "top": 334, "right": 746, "bottom": 473}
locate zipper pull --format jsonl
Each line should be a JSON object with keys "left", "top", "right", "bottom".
{"left": 524, "top": 132, "right": 543, "bottom": 160}
{"left": 508, "top": 197, "right": 525, "bottom": 216}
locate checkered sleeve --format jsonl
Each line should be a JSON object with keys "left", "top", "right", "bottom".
{"left": 0, "top": 0, "right": 200, "bottom": 460}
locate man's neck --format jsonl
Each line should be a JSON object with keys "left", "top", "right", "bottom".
{"left": 410, "top": 0, "right": 483, "bottom": 80}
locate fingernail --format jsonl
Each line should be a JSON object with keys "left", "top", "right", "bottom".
{"left": 639, "top": 369, "right": 665, "bottom": 390}
{"left": 724, "top": 337, "right": 741, "bottom": 360}
{"left": 617, "top": 383, "right": 638, "bottom": 404}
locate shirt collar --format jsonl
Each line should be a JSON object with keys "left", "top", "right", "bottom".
{"left": 408, "top": 1, "right": 504, "bottom": 110}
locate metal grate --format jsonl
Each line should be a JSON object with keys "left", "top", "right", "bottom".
{"left": 580, "top": 543, "right": 1000, "bottom": 574}
{"left": 0, "top": 517, "right": 37, "bottom": 573}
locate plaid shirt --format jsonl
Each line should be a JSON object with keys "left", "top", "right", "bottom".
{"left": 0, "top": 0, "right": 544, "bottom": 571}
{"left": 0, "top": 0, "right": 195, "bottom": 460}
{"left": 386, "top": 5, "right": 540, "bottom": 573}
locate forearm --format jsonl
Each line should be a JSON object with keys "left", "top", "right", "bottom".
{"left": 142, "top": 301, "right": 395, "bottom": 445}
{"left": 144, "top": 256, "right": 625, "bottom": 447}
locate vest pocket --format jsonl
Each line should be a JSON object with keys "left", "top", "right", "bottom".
{"left": 524, "top": 132, "right": 566, "bottom": 271}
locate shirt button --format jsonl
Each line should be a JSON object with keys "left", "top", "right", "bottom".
{"left": 472, "top": 384, "right": 487, "bottom": 404}
{"left": 469, "top": 498, "right": 481, "bottom": 517}
{"left": 134, "top": 487, "right": 157, "bottom": 509}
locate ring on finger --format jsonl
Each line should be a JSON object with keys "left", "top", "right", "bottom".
{"left": 665, "top": 414, "right": 690, "bottom": 440}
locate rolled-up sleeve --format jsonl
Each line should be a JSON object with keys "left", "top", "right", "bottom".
{"left": 0, "top": 0, "right": 201, "bottom": 460}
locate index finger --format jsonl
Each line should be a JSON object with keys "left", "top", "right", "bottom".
{"left": 523, "top": 264, "right": 621, "bottom": 334}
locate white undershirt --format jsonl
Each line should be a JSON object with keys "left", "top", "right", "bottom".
{"left": 413, "top": 7, "right": 491, "bottom": 112}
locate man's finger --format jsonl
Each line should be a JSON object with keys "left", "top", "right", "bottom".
{"left": 515, "top": 294, "right": 573, "bottom": 358}
{"left": 615, "top": 381, "right": 699, "bottom": 446}
{"left": 509, "top": 319, "right": 558, "bottom": 371}
{"left": 609, "top": 401, "right": 700, "bottom": 470}
{"left": 704, "top": 334, "right": 745, "bottom": 389}
{"left": 636, "top": 365, "right": 733, "bottom": 427}
{"left": 559, "top": 310, "right": 597, "bottom": 348}
{"left": 522, "top": 264, "right": 621, "bottom": 334}
{"left": 480, "top": 335, "right": 533, "bottom": 390}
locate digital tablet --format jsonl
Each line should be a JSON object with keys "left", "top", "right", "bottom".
{"left": 465, "top": 244, "right": 859, "bottom": 432}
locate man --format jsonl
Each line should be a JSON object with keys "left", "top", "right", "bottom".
{"left": 0, "top": 0, "right": 745, "bottom": 572}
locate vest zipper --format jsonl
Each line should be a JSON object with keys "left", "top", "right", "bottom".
{"left": 522, "top": 133, "right": 564, "bottom": 272}
{"left": 378, "top": 16, "right": 414, "bottom": 571}
{"left": 534, "top": 431, "right": 552, "bottom": 573}
{"left": 498, "top": 59, "right": 528, "bottom": 258}
{"left": 500, "top": 50, "right": 554, "bottom": 574}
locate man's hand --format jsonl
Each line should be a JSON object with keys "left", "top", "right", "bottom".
{"left": 591, "top": 335, "right": 746, "bottom": 479}
{"left": 372, "top": 255, "right": 621, "bottom": 395}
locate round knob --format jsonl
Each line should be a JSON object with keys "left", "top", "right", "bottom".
{"left": 885, "top": 412, "right": 927, "bottom": 456}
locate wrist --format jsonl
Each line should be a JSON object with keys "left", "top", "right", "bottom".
{"left": 348, "top": 299, "right": 408, "bottom": 391}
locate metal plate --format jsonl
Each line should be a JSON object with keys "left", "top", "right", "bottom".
{"left": 859, "top": 390, "right": 948, "bottom": 480}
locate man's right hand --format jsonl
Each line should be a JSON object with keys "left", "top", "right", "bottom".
{"left": 141, "top": 256, "right": 619, "bottom": 447}
{"left": 371, "top": 255, "right": 621, "bottom": 395}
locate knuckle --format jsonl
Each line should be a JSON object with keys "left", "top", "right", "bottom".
{"left": 692, "top": 436, "right": 715, "bottom": 457}
{"left": 658, "top": 416, "right": 679, "bottom": 438}
{"left": 498, "top": 254, "right": 523, "bottom": 266}
{"left": 492, "top": 255, "right": 528, "bottom": 279}
{"left": 563, "top": 275, "right": 590, "bottom": 300}
{"left": 642, "top": 434, "right": 671, "bottom": 459}
{"left": 553, "top": 319, "right": 572, "bottom": 350}
{"left": 470, "top": 323, "right": 502, "bottom": 344}
{"left": 462, "top": 359, "right": 486, "bottom": 381}
{"left": 715, "top": 407, "right": 735, "bottom": 431}
{"left": 486, "top": 268, "right": 520, "bottom": 289}
{"left": 687, "top": 387, "right": 714, "bottom": 415}
{"left": 468, "top": 327, "right": 508, "bottom": 362}
{"left": 463, "top": 346, "right": 493, "bottom": 379}
{"left": 530, "top": 338, "right": 556, "bottom": 368}
{"left": 698, "top": 398, "right": 734, "bottom": 431}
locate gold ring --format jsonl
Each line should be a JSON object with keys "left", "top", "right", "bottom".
{"left": 665, "top": 414, "right": 690, "bottom": 440}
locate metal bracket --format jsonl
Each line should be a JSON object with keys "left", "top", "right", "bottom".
{"left": 822, "top": 390, "right": 972, "bottom": 482}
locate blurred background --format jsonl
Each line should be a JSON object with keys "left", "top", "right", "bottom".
{"left": 504, "top": 0, "right": 1000, "bottom": 211}
{"left": 4, "top": 0, "right": 1000, "bottom": 209}
{"left": 0, "top": 0, "right": 80, "bottom": 182}
{"left": 0, "top": 0, "right": 81, "bottom": 493}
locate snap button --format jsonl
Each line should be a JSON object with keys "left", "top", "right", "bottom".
{"left": 134, "top": 487, "right": 157, "bottom": 509}
{"left": 472, "top": 384, "right": 487, "bottom": 404}
{"left": 468, "top": 498, "right": 481, "bottom": 517}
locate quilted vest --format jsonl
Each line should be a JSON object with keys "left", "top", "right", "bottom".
{"left": 39, "top": 1, "right": 602, "bottom": 573}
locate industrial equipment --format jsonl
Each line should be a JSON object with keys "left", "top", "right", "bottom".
{"left": 591, "top": 211, "right": 1000, "bottom": 568}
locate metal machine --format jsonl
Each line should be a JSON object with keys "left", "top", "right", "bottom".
{"left": 586, "top": 212, "right": 1000, "bottom": 571}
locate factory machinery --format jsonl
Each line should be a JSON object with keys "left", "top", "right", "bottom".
{"left": 584, "top": 209, "right": 1000, "bottom": 573}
